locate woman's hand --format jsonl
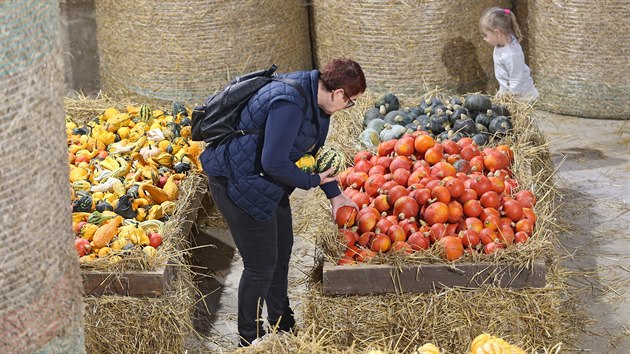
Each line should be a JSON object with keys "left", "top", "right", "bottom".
{"left": 318, "top": 168, "right": 337, "bottom": 185}
{"left": 329, "top": 192, "right": 358, "bottom": 220}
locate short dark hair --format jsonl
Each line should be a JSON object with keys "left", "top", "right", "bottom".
{"left": 320, "top": 58, "right": 366, "bottom": 97}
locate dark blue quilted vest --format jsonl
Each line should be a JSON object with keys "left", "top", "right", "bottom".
{"left": 200, "top": 70, "right": 329, "bottom": 221}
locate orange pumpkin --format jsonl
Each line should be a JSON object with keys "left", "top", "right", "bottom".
{"left": 335, "top": 206, "right": 358, "bottom": 228}
{"left": 440, "top": 235, "right": 464, "bottom": 261}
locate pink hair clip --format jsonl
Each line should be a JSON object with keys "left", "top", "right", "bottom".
{"left": 504, "top": 8, "right": 511, "bottom": 15}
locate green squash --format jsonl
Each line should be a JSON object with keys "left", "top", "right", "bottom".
{"left": 475, "top": 123, "right": 489, "bottom": 133}
{"left": 166, "top": 121, "right": 182, "bottom": 138}
{"left": 405, "top": 120, "right": 420, "bottom": 132}
{"left": 114, "top": 194, "right": 137, "bottom": 219}
{"left": 447, "top": 96, "right": 463, "bottom": 106}
{"left": 172, "top": 101, "right": 188, "bottom": 117}
{"left": 366, "top": 118, "right": 387, "bottom": 132}
{"left": 428, "top": 114, "right": 450, "bottom": 134}
{"left": 489, "top": 116, "right": 513, "bottom": 135}
{"left": 173, "top": 162, "right": 191, "bottom": 173}
{"left": 436, "top": 131, "right": 450, "bottom": 141}
{"left": 72, "top": 191, "right": 93, "bottom": 213}
{"left": 359, "top": 128, "right": 380, "bottom": 148}
{"left": 472, "top": 132, "right": 490, "bottom": 146}
{"left": 88, "top": 210, "right": 115, "bottom": 225}
{"left": 374, "top": 93, "right": 400, "bottom": 113}
{"left": 384, "top": 110, "right": 408, "bottom": 125}
{"left": 474, "top": 111, "right": 493, "bottom": 127}
{"left": 363, "top": 107, "right": 384, "bottom": 127}
{"left": 127, "top": 184, "right": 140, "bottom": 199}
{"left": 72, "top": 126, "right": 91, "bottom": 136}
{"left": 453, "top": 117, "right": 478, "bottom": 135}
{"left": 95, "top": 200, "right": 114, "bottom": 213}
{"left": 379, "top": 124, "right": 406, "bottom": 141}
{"left": 416, "top": 115, "right": 430, "bottom": 131}
{"left": 449, "top": 131, "right": 464, "bottom": 142}
{"left": 180, "top": 117, "right": 192, "bottom": 127}
{"left": 449, "top": 107, "right": 468, "bottom": 124}
{"left": 464, "top": 94, "right": 492, "bottom": 112}
{"left": 404, "top": 106, "right": 421, "bottom": 119}
{"left": 430, "top": 104, "right": 448, "bottom": 116}
{"left": 491, "top": 103, "right": 510, "bottom": 117}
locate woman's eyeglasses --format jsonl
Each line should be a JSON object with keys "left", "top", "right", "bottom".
{"left": 342, "top": 90, "right": 355, "bottom": 109}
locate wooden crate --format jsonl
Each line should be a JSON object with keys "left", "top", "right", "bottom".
{"left": 81, "top": 181, "right": 206, "bottom": 297}
{"left": 322, "top": 260, "right": 546, "bottom": 295}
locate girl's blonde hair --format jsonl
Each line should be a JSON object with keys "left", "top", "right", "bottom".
{"left": 480, "top": 7, "right": 523, "bottom": 42}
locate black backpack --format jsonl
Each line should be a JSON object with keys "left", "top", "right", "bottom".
{"left": 191, "top": 64, "right": 308, "bottom": 147}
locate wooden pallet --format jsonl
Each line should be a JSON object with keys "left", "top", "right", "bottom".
{"left": 81, "top": 178, "right": 207, "bottom": 297}
{"left": 322, "top": 260, "right": 546, "bottom": 295}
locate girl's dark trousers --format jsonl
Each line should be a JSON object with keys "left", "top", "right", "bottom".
{"left": 207, "top": 176, "right": 296, "bottom": 346}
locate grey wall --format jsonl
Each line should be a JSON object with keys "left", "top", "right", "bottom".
{"left": 59, "top": 0, "right": 100, "bottom": 96}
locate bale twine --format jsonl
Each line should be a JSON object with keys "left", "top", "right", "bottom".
{"left": 0, "top": 1, "right": 85, "bottom": 353}
{"left": 95, "top": 0, "right": 312, "bottom": 103}
{"left": 529, "top": 0, "right": 630, "bottom": 119}
{"left": 310, "top": 0, "right": 510, "bottom": 95}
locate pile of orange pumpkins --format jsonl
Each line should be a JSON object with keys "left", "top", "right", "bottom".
{"left": 335, "top": 131, "right": 537, "bottom": 265}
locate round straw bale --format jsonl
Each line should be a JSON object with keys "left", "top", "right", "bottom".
{"left": 0, "top": 0, "right": 84, "bottom": 352}
{"left": 529, "top": 1, "right": 630, "bottom": 119}
{"left": 310, "top": 0, "right": 510, "bottom": 95}
{"left": 95, "top": 0, "right": 312, "bottom": 102}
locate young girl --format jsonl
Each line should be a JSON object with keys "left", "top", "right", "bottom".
{"left": 480, "top": 7, "right": 539, "bottom": 101}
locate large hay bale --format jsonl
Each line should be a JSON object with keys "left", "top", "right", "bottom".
{"left": 0, "top": 0, "right": 85, "bottom": 352}
{"left": 310, "top": 0, "right": 510, "bottom": 95}
{"left": 94, "top": 0, "right": 312, "bottom": 103}
{"left": 529, "top": 0, "right": 630, "bottom": 119}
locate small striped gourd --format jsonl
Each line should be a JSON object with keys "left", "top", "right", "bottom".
{"left": 139, "top": 103, "right": 152, "bottom": 123}
{"left": 315, "top": 146, "right": 346, "bottom": 176}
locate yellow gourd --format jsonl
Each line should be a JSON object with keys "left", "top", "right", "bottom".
{"left": 140, "top": 183, "right": 171, "bottom": 204}
{"left": 147, "top": 205, "right": 165, "bottom": 220}
{"left": 295, "top": 154, "right": 316, "bottom": 173}
{"left": 470, "top": 333, "right": 526, "bottom": 354}
{"left": 162, "top": 175, "right": 179, "bottom": 201}
{"left": 102, "top": 107, "right": 120, "bottom": 121}
{"left": 80, "top": 223, "right": 98, "bottom": 241}
{"left": 416, "top": 343, "right": 441, "bottom": 354}
{"left": 97, "top": 247, "right": 111, "bottom": 258}
{"left": 69, "top": 166, "right": 90, "bottom": 183}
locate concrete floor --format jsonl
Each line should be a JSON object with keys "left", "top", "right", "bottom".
{"left": 536, "top": 111, "right": 630, "bottom": 353}
{"left": 188, "top": 111, "right": 630, "bottom": 353}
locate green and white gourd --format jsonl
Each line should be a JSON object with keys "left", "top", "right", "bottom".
{"left": 315, "top": 146, "right": 346, "bottom": 176}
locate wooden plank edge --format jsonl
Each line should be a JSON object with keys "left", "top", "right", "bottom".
{"left": 82, "top": 266, "right": 167, "bottom": 297}
{"left": 322, "top": 260, "right": 546, "bottom": 296}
